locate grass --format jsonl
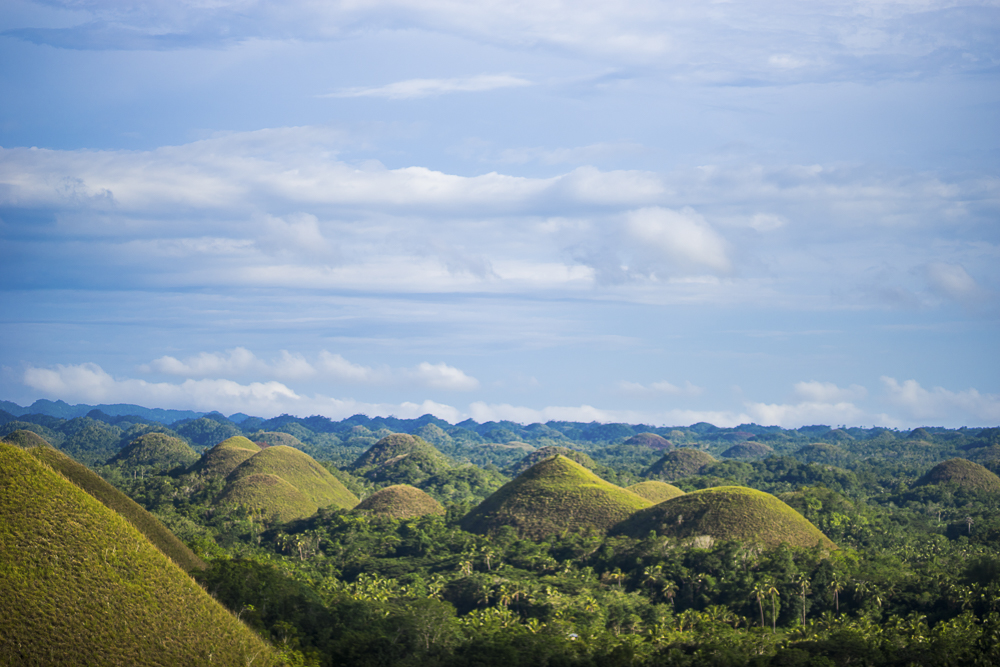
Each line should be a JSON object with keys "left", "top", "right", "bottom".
{"left": 612, "top": 485, "right": 837, "bottom": 550}
{"left": 351, "top": 434, "right": 451, "bottom": 471}
{"left": 224, "top": 445, "right": 359, "bottom": 514}
{"left": 461, "top": 455, "right": 652, "bottom": 539}
{"left": 109, "top": 432, "right": 199, "bottom": 472}
{"left": 354, "top": 484, "right": 446, "bottom": 519}
{"left": 248, "top": 431, "right": 304, "bottom": 449}
{"left": 26, "top": 445, "right": 205, "bottom": 572}
{"left": 217, "top": 473, "right": 318, "bottom": 524}
{"left": 506, "top": 446, "right": 598, "bottom": 476}
{"left": 917, "top": 458, "right": 1000, "bottom": 493}
{"left": 1, "top": 429, "right": 51, "bottom": 448}
{"left": 190, "top": 436, "right": 261, "bottom": 478}
{"left": 626, "top": 480, "right": 685, "bottom": 504}
{"left": 644, "top": 448, "right": 716, "bottom": 480}
{"left": 0, "top": 442, "right": 280, "bottom": 666}
{"left": 624, "top": 433, "right": 673, "bottom": 449}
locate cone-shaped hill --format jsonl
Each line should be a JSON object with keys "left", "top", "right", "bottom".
{"left": 219, "top": 445, "right": 358, "bottom": 522}
{"left": 354, "top": 484, "right": 446, "bottom": 519}
{"left": 627, "top": 480, "right": 685, "bottom": 504}
{"left": 506, "top": 446, "right": 598, "bottom": 476}
{"left": 1, "top": 429, "right": 50, "bottom": 448}
{"left": 624, "top": 433, "right": 673, "bottom": 450}
{"left": 250, "top": 431, "right": 305, "bottom": 449}
{"left": 109, "top": 432, "right": 199, "bottom": 472}
{"left": 0, "top": 442, "right": 279, "bottom": 666}
{"left": 189, "top": 436, "right": 261, "bottom": 478}
{"left": 461, "top": 455, "right": 652, "bottom": 539}
{"left": 917, "top": 458, "right": 1000, "bottom": 494}
{"left": 350, "top": 433, "right": 451, "bottom": 484}
{"left": 26, "top": 445, "right": 205, "bottom": 572}
{"left": 613, "top": 486, "right": 836, "bottom": 550}
{"left": 644, "top": 448, "right": 716, "bottom": 480}
{"left": 721, "top": 442, "right": 773, "bottom": 459}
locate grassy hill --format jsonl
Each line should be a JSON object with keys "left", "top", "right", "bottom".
{"left": 0, "top": 442, "right": 279, "bottom": 666}
{"left": 190, "top": 435, "right": 262, "bottom": 478}
{"left": 613, "top": 485, "right": 836, "bottom": 550}
{"left": 350, "top": 433, "right": 451, "bottom": 484}
{"left": 223, "top": 445, "right": 358, "bottom": 519}
{"left": 250, "top": 431, "right": 305, "bottom": 449}
{"left": 917, "top": 458, "right": 1000, "bottom": 493}
{"left": 644, "top": 448, "right": 716, "bottom": 480}
{"left": 217, "top": 473, "right": 319, "bottom": 524}
{"left": 721, "top": 442, "right": 773, "bottom": 459}
{"left": 626, "top": 480, "right": 685, "bottom": 504}
{"left": 1, "top": 428, "right": 51, "bottom": 448}
{"left": 624, "top": 433, "right": 673, "bottom": 450}
{"left": 461, "top": 455, "right": 651, "bottom": 539}
{"left": 26, "top": 445, "right": 205, "bottom": 572}
{"left": 109, "top": 431, "right": 199, "bottom": 472}
{"left": 506, "top": 446, "right": 598, "bottom": 476}
{"left": 354, "top": 484, "right": 446, "bottom": 519}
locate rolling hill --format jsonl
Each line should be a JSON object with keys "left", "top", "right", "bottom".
{"left": 109, "top": 431, "right": 199, "bottom": 472}
{"left": 461, "top": 455, "right": 651, "bottom": 539}
{"left": 917, "top": 458, "right": 1000, "bottom": 493}
{"left": 350, "top": 433, "right": 451, "bottom": 483}
{"left": 354, "top": 484, "right": 446, "bottom": 519}
{"left": 506, "top": 446, "right": 598, "bottom": 476}
{"left": 626, "top": 480, "right": 685, "bottom": 504}
{"left": 612, "top": 485, "right": 836, "bottom": 549}
{"left": 643, "top": 448, "right": 716, "bottom": 480}
{"left": 189, "top": 435, "right": 262, "bottom": 478}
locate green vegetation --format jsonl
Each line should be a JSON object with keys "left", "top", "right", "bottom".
{"left": 461, "top": 455, "right": 651, "bottom": 538}
{"left": 644, "top": 447, "right": 716, "bottom": 480}
{"left": 505, "top": 445, "right": 598, "bottom": 475}
{"left": 354, "top": 484, "right": 446, "bottom": 519}
{"left": 251, "top": 431, "right": 306, "bottom": 449}
{"left": 109, "top": 431, "right": 199, "bottom": 472}
{"left": 614, "top": 485, "right": 837, "bottom": 549}
{"left": 0, "top": 442, "right": 279, "bottom": 666}
{"left": 624, "top": 432, "right": 673, "bottom": 449}
{"left": 627, "top": 480, "right": 685, "bottom": 503}
{"left": 218, "top": 472, "right": 319, "bottom": 524}
{"left": 917, "top": 458, "right": 1000, "bottom": 493}
{"left": 350, "top": 434, "right": 452, "bottom": 484}
{"left": 722, "top": 441, "right": 774, "bottom": 458}
{"left": 1, "top": 428, "right": 50, "bottom": 448}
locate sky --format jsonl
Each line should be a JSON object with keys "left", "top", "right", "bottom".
{"left": 1, "top": 0, "right": 998, "bottom": 429}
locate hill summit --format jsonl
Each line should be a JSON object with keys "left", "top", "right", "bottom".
{"left": 644, "top": 448, "right": 716, "bottom": 480}
{"left": 354, "top": 484, "right": 446, "bottom": 519}
{"left": 109, "top": 432, "right": 199, "bottom": 472}
{"left": 917, "top": 458, "right": 1000, "bottom": 493}
{"left": 350, "top": 433, "right": 451, "bottom": 484}
{"left": 461, "top": 455, "right": 651, "bottom": 539}
{"left": 190, "top": 435, "right": 262, "bottom": 478}
{"left": 613, "top": 485, "right": 836, "bottom": 550}
{"left": 627, "top": 480, "right": 685, "bottom": 504}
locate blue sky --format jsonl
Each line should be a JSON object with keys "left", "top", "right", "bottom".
{"left": 1, "top": 0, "right": 998, "bottom": 428}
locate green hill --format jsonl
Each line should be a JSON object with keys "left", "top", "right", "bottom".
{"left": 644, "top": 448, "right": 716, "bottom": 480}
{"left": 250, "top": 431, "right": 305, "bottom": 449}
{"left": 354, "top": 484, "right": 446, "bottom": 519}
{"left": 350, "top": 433, "right": 451, "bottom": 484}
{"left": 721, "top": 442, "right": 773, "bottom": 459}
{"left": 225, "top": 445, "right": 358, "bottom": 514}
{"left": 1, "top": 428, "right": 51, "bottom": 448}
{"left": 190, "top": 435, "right": 262, "bottom": 478}
{"left": 613, "top": 486, "right": 836, "bottom": 550}
{"left": 627, "top": 480, "right": 685, "bottom": 504}
{"left": 461, "top": 455, "right": 651, "bottom": 539}
{"left": 506, "top": 446, "right": 598, "bottom": 476}
{"left": 217, "top": 473, "right": 319, "bottom": 524}
{"left": 624, "top": 433, "right": 673, "bottom": 450}
{"left": 26, "top": 445, "right": 205, "bottom": 572}
{"left": 917, "top": 458, "right": 1000, "bottom": 493}
{"left": 0, "top": 442, "right": 279, "bottom": 666}
{"left": 109, "top": 432, "right": 199, "bottom": 472}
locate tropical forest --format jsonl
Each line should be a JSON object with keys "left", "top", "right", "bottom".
{"left": 2, "top": 401, "right": 999, "bottom": 667}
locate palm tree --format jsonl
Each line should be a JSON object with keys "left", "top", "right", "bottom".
{"left": 830, "top": 577, "right": 843, "bottom": 613}
{"left": 751, "top": 582, "right": 766, "bottom": 629}
{"left": 766, "top": 580, "right": 780, "bottom": 633}
{"left": 795, "top": 574, "right": 810, "bottom": 626}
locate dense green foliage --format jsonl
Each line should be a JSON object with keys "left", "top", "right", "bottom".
{"left": 109, "top": 431, "right": 199, "bottom": 472}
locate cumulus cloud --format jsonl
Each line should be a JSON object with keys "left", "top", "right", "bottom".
{"left": 881, "top": 376, "right": 1000, "bottom": 423}
{"left": 143, "top": 348, "right": 317, "bottom": 381}
{"left": 624, "top": 207, "right": 731, "bottom": 273}
{"left": 409, "top": 362, "right": 480, "bottom": 391}
{"left": 325, "top": 74, "right": 532, "bottom": 100}
{"left": 745, "top": 400, "right": 871, "bottom": 429}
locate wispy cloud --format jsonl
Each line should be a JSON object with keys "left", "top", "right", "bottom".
{"left": 881, "top": 376, "right": 1000, "bottom": 423}
{"left": 323, "top": 74, "right": 532, "bottom": 100}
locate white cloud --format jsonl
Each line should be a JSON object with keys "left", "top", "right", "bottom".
{"left": 143, "top": 347, "right": 317, "bottom": 381}
{"left": 793, "top": 381, "right": 868, "bottom": 403}
{"left": 745, "top": 400, "right": 870, "bottom": 429}
{"left": 409, "top": 362, "right": 480, "bottom": 391}
{"left": 881, "top": 376, "right": 1000, "bottom": 423}
{"left": 325, "top": 74, "right": 532, "bottom": 100}
{"left": 924, "top": 262, "right": 982, "bottom": 303}
{"left": 617, "top": 380, "right": 703, "bottom": 396}
{"left": 621, "top": 206, "right": 731, "bottom": 275}
{"left": 317, "top": 352, "right": 383, "bottom": 383}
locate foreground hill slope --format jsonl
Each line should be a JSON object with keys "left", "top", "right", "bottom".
{"left": 613, "top": 485, "right": 836, "bottom": 550}
{"left": 917, "top": 458, "right": 1000, "bottom": 493}
{"left": 354, "top": 484, "right": 446, "bottom": 519}
{"left": 0, "top": 442, "right": 279, "bottom": 666}
{"left": 461, "top": 455, "right": 651, "bottom": 539}
{"left": 26, "top": 445, "right": 205, "bottom": 572}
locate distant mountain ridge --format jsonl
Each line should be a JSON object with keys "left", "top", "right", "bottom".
{"left": 0, "top": 399, "right": 203, "bottom": 424}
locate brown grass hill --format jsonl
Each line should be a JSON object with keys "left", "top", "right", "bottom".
{"left": 461, "top": 455, "right": 652, "bottom": 540}
{"left": 250, "top": 431, "right": 305, "bottom": 449}
{"left": 353, "top": 484, "right": 446, "bottom": 519}
{"left": 792, "top": 443, "right": 853, "bottom": 467}
{"left": 627, "top": 480, "right": 685, "bottom": 504}
{"left": 224, "top": 445, "right": 359, "bottom": 515}
{"left": 217, "top": 473, "right": 318, "bottom": 524}
{"left": 721, "top": 441, "right": 774, "bottom": 459}
{"left": 644, "top": 448, "right": 716, "bottom": 481}
{"left": 189, "top": 435, "right": 262, "bottom": 478}
{"left": 108, "top": 432, "right": 199, "bottom": 472}
{"left": 25, "top": 445, "right": 205, "bottom": 572}
{"left": 612, "top": 486, "right": 836, "bottom": 550}
{"left": 624, "top": 433, "right": 673, "bottom": 450}
{"left": 0, "top": 442, "right": 280, "bottom": 666}
{"left": 916, "top": 458, "right": 1000, "bottom": 494}
{"left": 350, "top": 433, "right": 451, "bottom": 484}
{"left": 506, "top": 446, "right": 599, "bottom": 476}
{"left": 1, "top": 428, "right": 50, "bottom": 448}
